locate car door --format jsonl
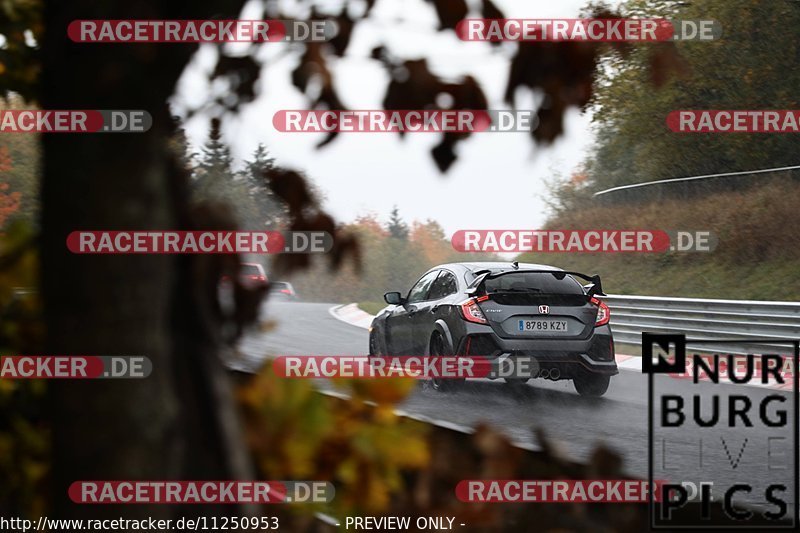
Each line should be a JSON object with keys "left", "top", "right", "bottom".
{"left": 411, "top": 270, "right": 459, "bottom": 354}
{"left": 384, "top": 270, "right": 439, "bottom": 355}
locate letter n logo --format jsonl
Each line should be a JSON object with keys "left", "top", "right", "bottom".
{"left": 642, "top": 333, "right": 685, "bottom": 374}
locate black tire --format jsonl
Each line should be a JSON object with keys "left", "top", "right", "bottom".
{"left": 573, "top": 372, "right": 611, "bottom": 397}
{"left": 429, "top": 332, "right": 465, "bottom": 392}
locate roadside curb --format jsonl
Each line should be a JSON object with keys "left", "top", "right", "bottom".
{"left": 615, "top": 354, "right": 642, "bottom": 371}
{"left": 328, "top": 303, "right": 373, "bottom": 330}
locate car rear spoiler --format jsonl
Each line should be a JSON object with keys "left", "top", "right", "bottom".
{"left": 466, "top": 269, "right": 605, "bottom": 297}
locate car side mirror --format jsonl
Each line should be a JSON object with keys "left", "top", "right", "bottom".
{"left": 384, "top": 291, "right": 404, "bottom": 305}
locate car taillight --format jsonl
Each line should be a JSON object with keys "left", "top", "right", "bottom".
{"left": 591, "top": 297, "right": 610, "bottom": 326}
{"left": 280, "top": 289, "right": 290, "bottom": 294}
{"left": 460, "top": 298, "right": 488, "bottom": 324}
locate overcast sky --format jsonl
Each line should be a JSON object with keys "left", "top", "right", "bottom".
{"left": 174, "top": 0, "right": 622, "bottom": 235}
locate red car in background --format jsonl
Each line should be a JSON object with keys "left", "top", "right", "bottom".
{"left": 239, "top": 263, "right": 268, "bottom": 287}
{"left": 219, "top": 262, "right": 268, "bottom": 288}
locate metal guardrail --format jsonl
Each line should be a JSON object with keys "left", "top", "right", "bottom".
{"left": 601, "top": 294, "right": 800, "bottom": 355}
{"left": 592, "top": 164, "right": 800, "bottom": 199}
{"left": 591, "top": 165, "right": 800, "bottom": 204}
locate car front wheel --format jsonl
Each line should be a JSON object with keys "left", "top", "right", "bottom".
{"left": 429, "top": 332, "right": 464, "bottom": 392}
{"left": 369, "top": 329, "right": 385, "bottom": 357}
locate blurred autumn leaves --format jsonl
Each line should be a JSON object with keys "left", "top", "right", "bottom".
{"left": 0, "top": 222, "right": 45, "bottom": 519}
{"left": 0, "top": 0, "right": 41, "bottom": 99}
{"left": 504, "top": 5, "right": 686, "bottom": 144}
{"left": 0, "top": 125, "right": 39, "bottom": 515}
{"left": 265, "top": 166, "right": 361, "bottom": 277}
{"left": 238, "top": 364, "right": 424, "bottom": 515}
{"left": 237, "top": 363, "right": 657, "bottom": 531}
{"left": 0, "top": 47, "right": 43, "bottom": 517}
{"left": 0, "top": 147, "right": 22, "bottom": 229}
{"left": 196, "top": 0, "right": 686, "bottom": 171}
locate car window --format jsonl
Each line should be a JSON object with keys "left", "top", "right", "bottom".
{"left": 241, "top": 264, "right": 261, "bottom": 275}
{"left": 484, "top": 272, "right": 583, "bottom": 295}
{"left": 428, "top": 271, "right": 458, "bottom": 300}
{"left": 406, "top": 270, "right": 440, "bottom": 303}
{"left": 270, "top": 282, "right": 289, "bottom": 290}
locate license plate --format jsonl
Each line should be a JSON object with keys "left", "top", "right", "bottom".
{"left": 518, "top": 319, "right": 569, "bottom": 332}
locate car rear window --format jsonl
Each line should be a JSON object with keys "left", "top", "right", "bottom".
{"left": 241, "top": 264, "right": 262, "bottom": 275}
{"left": 271, "top": 282, "right": 289, "bottom": 290}
{"left": 483, "top": 272, "right": 583, "bottom": 295}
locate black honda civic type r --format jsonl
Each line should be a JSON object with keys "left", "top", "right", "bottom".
{"left": 368, "top": 262, "right": 617, "bottom": 396}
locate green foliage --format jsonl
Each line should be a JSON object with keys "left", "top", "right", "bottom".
{"left": 192, "top": 120, "right": 250, "bottom": 219}
{"left": 243, "top": 144, "right": 288, "bottom": 230}
{"left": 190, "top": 121, "right": 288, "bottom": 230}
{"left": 357, "top": 301, "right": 386, "bottom": 316}
{"left": 586, "top": 0, "right": 800, "bottom": 191}
{"left": 543, "top": 167, "right": 594, "bottom": 216}
{"left": 386, "top": 206, "right": 408, "bottom": 240}
{"left": 527, "top": 181, "right": 800, "bottom": 301}
{"left": 540, "top": 0, "right": 800, "bottom": 303}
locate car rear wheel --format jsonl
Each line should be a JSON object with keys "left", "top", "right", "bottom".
{"left": 429, "top": 332, "right": 464, "bottom": 392}
{"left": 573, "top": 372, "right": 610, "bottom": 397}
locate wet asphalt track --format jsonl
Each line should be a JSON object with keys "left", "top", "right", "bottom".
{"left": 233, "top": 301, "right": 799, "bottom": 514}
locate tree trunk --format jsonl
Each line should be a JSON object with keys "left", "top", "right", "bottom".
{"left": 42, "top": 0, "right": 252, "bottom": 523}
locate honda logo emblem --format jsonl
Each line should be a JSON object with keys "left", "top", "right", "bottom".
{"left": 538, "top": 305, "right": 550, "bottom": 314}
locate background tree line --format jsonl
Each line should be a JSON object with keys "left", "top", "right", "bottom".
{"left": 1, "top": 111, "right": 493, "bottom": 308}
{"left": 289, "top": 207, "right": 497, "bottom": 307}
{"left": 534, "top": 0, "right": 800, "bottom": 301}
{"left": 177, "top": 125, "right": 488, "bottom": 304}
{"left": 177, "top": 119, "right": 289, "bottom": 231}
{"left": 550, "top": 0, "right": 800, "bottom": 211}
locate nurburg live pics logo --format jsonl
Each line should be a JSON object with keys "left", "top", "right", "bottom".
{"left": 643, "top": 332, "right": 799, "bottom": 529}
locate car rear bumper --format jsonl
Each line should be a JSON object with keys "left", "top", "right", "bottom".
{"left": 456, "top": 324, "right": 618, "bottom": 377}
